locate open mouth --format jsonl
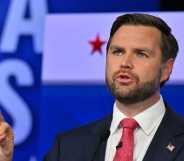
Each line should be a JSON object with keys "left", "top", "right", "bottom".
{"left": 116, "top": 73, "right": 134, "bottom": 85}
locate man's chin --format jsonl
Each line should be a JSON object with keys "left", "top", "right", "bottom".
{"left": 115, "top": 83, "right": 136, "bottom": 93}
{"left": 116, "top": 79, "right": 135, "bottom": 86}
{"left": 114, "top": 87, "right": 136, "bottom": 98}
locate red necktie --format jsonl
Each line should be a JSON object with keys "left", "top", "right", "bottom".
{"left": 113, "top": 118, "right": 138, "bottom": 161}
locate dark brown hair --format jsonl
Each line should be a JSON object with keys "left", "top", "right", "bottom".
{"left": 107, "top": 13, "right": 179, "bottom": 62}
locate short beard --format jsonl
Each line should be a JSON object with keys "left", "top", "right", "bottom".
{"left": 106, "top": 72, "right": 161, "bottom": 105}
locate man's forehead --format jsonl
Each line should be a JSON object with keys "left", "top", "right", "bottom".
{"left": 113, "top": 24, "right": 161, "bottom": 35}
{"left": 109, "top": 25, "right": 162, "bottom": 46}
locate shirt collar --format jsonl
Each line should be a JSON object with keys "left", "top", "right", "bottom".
{"left": 110, "top": 96, "right": 166, "bottom": 136}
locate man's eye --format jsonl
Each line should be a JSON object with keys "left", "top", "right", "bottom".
{"left": 136, "top": 52, "right": 149, "bottom": 58}
{"left": 112, "top": 49, "right": 123, "bottom": 56}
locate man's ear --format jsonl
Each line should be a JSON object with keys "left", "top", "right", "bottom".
{"left": 160, "top": 58, "right": 174, "bottom": 83}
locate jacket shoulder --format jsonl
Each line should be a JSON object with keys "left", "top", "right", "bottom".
{"left": 58, "top": 114, "right": 112, "bottom": 140}
{"left": 43, "top": 115, "right": 111, "bottom": 161}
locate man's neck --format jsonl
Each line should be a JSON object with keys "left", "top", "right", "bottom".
{"left": 116, "top": 92, "right": 161, "bottom": 117}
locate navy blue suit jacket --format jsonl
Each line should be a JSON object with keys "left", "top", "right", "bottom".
{"left": 44, "top": 106, "right": 184, "bottom": 161}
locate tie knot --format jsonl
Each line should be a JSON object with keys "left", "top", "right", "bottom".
{"left": 120, "top": 118, "right": 138, "bottom": 130}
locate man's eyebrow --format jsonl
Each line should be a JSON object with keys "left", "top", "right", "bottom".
{"left": 109, "top": 45, "right": 124, "bottom": 50}
{"left": 134, "top": 48, "right": 153, "bottom": 54}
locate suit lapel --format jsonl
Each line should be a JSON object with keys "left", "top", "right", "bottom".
{"left": 92, "top": 139, "right": 108, "bottom": 161}
{"left": 90, "top": 115, "right": 112, "bottom": 161}
{"left": 143, "top": 106, "right": 184, "bottom": 161}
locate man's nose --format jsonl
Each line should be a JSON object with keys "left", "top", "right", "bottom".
{"left": 120, "top": 53, "right": 134, "bottom": 69}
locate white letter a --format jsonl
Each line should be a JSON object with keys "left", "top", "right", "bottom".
{"left": 0, "top": 0, "right": 47, "bottom": 54}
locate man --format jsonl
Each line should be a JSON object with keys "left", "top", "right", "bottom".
{"left": 44, "top": 13, "right": 184, "bottom": 161}
{"left": 0, "top": 113, "right": 14, "bottom": 161}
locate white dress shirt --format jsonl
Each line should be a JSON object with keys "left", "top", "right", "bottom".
{"left": 105, "top": 96, "right": 166, "bottom": 161}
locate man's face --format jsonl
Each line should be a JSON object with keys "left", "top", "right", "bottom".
{"left": 106, "top": 25, "right": 173, "bottom": 104}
